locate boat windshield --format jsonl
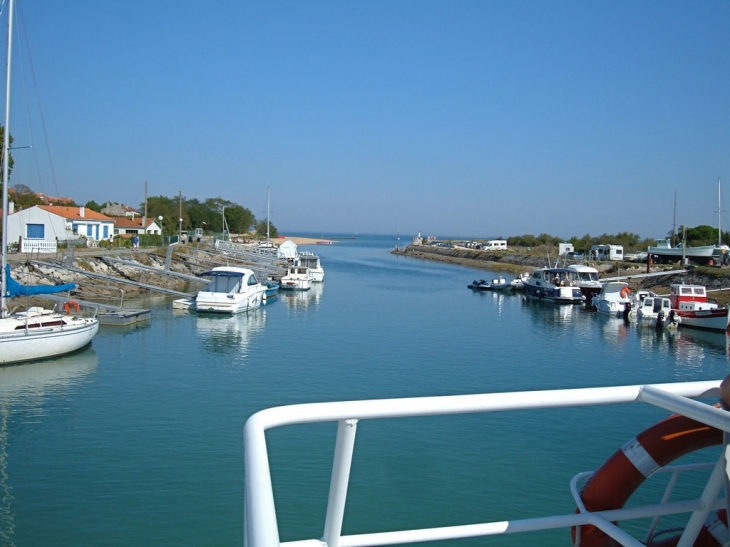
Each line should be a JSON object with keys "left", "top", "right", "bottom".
{"left": 209, "top": 274, "right": 242, "bottom": 293}
{"left": 578, "top": 272, "right": 599, "bottom": 282}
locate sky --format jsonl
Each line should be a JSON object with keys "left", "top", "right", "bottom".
{"left": 4, "top": 1, "right": 730, "bottom": 240}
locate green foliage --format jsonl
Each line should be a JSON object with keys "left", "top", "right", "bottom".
{"left": 255, "top": 219, "right": 279, "bottom": 239}
{"left": 143, "top": 195, "right": 258, "bottom": 235}
{"left": 509, "top": 231, "right": 659, "bottom": 253}
{"left": 10, "top": 184, "right": 42, "bottom": 210}
{"left": 85, "top": 200, "right": 103, "bottom": 212}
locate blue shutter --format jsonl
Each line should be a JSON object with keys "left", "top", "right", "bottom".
{"left": 26, "top": 224, "right": 45, "bottom": 238}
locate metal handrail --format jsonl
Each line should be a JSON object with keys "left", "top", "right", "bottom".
{"left": 244, "top": 380, "right": 726, "bottom": 547}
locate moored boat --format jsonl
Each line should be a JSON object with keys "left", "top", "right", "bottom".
{"left": 566, "top": 264, "right": 602, "bottom": 303}
{"left": 280, "top": 265, "right": 313, "bottom": 291}
{"left": 522, "top": 268, "right": 585, "bottom": 303}
{"left": 509, "top": 272, "right": 530, "bottom": 291}
{"left": 670, "top": 283, "right": 730, "bottom": 331}
{"left": 592, "top": 282, "right": 633, "bottom": 317}
{"left": 194, "top": 267, "right": 266, "bottom": 314}
{"left": 297, "top": 252, "right": 325, "bottom": 282}
{"left": 636, "top": 296, "right": 681, "bottom": 328}
{"left": 467, "top": 276, "right": 510, "bottom": 291}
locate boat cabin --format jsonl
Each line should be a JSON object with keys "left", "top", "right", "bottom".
{"left": 200, "top": 268, "right": 259, "bottom": 294}
{"left": 670, "top": 284, "right": 715, "bottom": 311}
{"left": 639, "top": 296, "right": 672, "bottom": 317}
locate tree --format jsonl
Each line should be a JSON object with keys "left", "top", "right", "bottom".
{"left": 85, "top": 200, "right": 103, "bottom": 212}
{"left": 11, "top": 184, "right": 41, "bottom": 209}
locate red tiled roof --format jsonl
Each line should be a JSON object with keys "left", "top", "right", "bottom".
{"left": 37, "top": 205, "right": 115, "bottom": 221}
{"left": 114, "top": 217, "right": 157, "bottom": 228}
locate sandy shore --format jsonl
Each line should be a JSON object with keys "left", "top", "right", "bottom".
{"left": 279, "top": 236, "right": 334, "bottom": 245}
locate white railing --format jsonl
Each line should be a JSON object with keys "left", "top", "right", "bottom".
{"left": 244, "top": 380, "right": 729, "bottom": 547}
{"left": 20, "top": 238, "right": 57, "bottom": 253}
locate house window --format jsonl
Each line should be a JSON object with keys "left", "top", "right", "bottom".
{"left": 26, "top": 224, "right": 44, "bottom": 239}
{"left": 103, "top": 225, "right": 109, "bottom": 239}
{"left": 72, "top": 223, "right": 79, "bottom": 234}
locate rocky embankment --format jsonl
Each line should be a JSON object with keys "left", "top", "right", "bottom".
{"left": 396, "top": 244, "right": 730, "bottom": 306}
{"left": 7, "top": 252, "right": 196, "bottom": 310}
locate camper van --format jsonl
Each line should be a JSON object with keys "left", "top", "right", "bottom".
{"left": 589, "top": 244, "right": 624, "bottom": 261}
{"left": 483, "top": 240, "right": 507, "bottom": 251}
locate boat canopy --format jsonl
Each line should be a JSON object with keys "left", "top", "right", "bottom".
{"left": 199, "top": 271, "right": 245, "bottom": 279}
{"left": 4, "top": 265, "right": 76, "bottom": 297}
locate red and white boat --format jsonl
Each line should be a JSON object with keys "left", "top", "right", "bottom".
{"left": 670, "top": 283, "right": 730, "bottom": 331}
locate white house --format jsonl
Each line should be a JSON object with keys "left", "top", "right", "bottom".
{"left": 114, "top": 216, "right": 162, "bottom": 235}
{"left": 6, "top": 205, "right": 116, "bottom": 251}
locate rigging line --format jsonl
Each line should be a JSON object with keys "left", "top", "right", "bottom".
{"left": 16, "top": 1, "right": 61, "bottom": 200}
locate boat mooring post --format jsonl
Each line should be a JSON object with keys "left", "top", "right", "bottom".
{"left": 322, "top": 419, "right": 359, "bottom": 547}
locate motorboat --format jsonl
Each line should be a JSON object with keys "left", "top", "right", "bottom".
{"left": 467, "top": 276, "right": 510, "bottom": 291}
{"left": 263, "top": 281, "right": 280, "bottom": 298}
{"left": 636, "top": 296, "right": 680, "bottom": 329}
{"left": 297, "top": 252, "right": 324, "bottom": 282}
{"left": 647, "top": 238, "right": 717, "bottom": 265}
{"left": 592, "top": 282, "right": 633, "bottom": 316}
{"left": 566, "top": 264, "right": 602, "bottom": 303}
{"left": 194, "top": 267, "right": 266, "bottom": 314}
{"left": 509, "top": 272, "right": 530, "bottom": 291}
{"left": 522, "top": 268, "right": 585, "bottom": 303}
{"left": 670, "top": 283, "right": 730, "bottom": 331}
{"left": 280, "top": 266, "right": 313, "bottom": 291}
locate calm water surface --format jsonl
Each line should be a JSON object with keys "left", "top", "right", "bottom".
{"left": 0, "top": 235, "right": 728, "bottom": 546}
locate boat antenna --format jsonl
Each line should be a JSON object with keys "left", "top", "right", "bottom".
{"left": 1, "top": 0, "right": 15, "bottom": 319}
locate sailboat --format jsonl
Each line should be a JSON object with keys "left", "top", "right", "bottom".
{"left": 0, "top": 0, "right": 98, "bottom": 365}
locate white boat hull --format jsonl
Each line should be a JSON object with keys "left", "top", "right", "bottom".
{"left": 676, "top": 308, "right": 729, "bottom": 331}
{"left": 194, "top": 291, "right": 264, "bottom": 314}
{"left": 280, "top": 278, "right": 313, "bottom": 291}
{"left": 0, "top": 320, "right": 99, "bottom": 364}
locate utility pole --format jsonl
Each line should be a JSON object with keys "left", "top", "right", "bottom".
{"left": 143, "top": 180, "right": 147, "bottom": 234}
{"left": 178, "top": 191, "right": 182, "bottom": 241}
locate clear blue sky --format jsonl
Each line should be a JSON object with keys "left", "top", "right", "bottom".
{"left": 6, "top": 0, "right": 730, "bottom": 240}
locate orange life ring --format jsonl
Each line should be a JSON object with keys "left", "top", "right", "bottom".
{"left": 572, "top": 412, "right": 723, "bottom": 547}
{"left": 620, "top": 287, "right": 632, "bottom": 299}
{"left": 63, "top": 300, "right": 81, "bottom": 314}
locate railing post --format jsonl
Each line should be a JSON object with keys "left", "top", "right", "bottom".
{"left": 677, "top": 454, "right": 727, "bottom": 547}
{"left": 322, "top": 419, "right": 358, "bottom": 547}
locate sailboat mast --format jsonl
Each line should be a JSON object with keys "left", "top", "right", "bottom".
{"left": 1, "top": 0, "right": 15, "bottom": 319}
{"left": 672, "top": 189, "right": 677, "bottom": 247}
{"left": 266, "top": 185, "right": 270, "bottom": 246}
{"left": 718, "top": 178, "right": 722, "bottom": 246}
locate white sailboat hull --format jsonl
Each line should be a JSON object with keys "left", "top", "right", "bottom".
{"left": 0, "top": 319, "right": 99, "bottom": 364}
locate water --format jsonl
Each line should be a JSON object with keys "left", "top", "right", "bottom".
{"left": 1, "top": 235, "right": 728, "bottom": 547}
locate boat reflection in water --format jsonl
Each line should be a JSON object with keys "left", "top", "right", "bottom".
{"left": 280, "top": 282, "right": 324, "bottom": 312}
{"left": 0, "top": 347, "right": 99, "bottom": 543}
{"left": 195, "top": 309, "right": 266, "bottom": 359}
{"left": 0, "top": 347, "right": 99, "bottom": 403}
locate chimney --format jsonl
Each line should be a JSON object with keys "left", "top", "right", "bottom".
{"left": 79, "top": 206, "right": 85, "bottom": 217}
{"left": 8, "top": 201, "right": 14, "bottom": 214}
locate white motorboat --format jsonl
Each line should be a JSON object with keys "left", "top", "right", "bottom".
{"left": 566, "top": 264, "right": 602, "bottom": 303}
{"left": 636, "top": 296, "right": 680, "bottom": 328}
{"left": 280, "top": 265, "right": 313, "bottom": 291}
{"left": 297, "top": 252, "right": 325, "bottom": 282}
{"left": 509, "top": 272, "right": 530, "bottom": 291}
{"left": 522, "top": 268, "right": 585, "bottom": 303}
{"left": 592, "top": 282, "right": 633, "bottom": 316}
{"left": 0, "top": 0, "right": 98, "bottom": 365}
{"left": 670, "top": 283, "right": 730, "bottom": 331}
{"left": 194, "top": 267, "right": 266, "bottom": 314}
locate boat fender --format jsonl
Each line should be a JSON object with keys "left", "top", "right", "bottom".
{"left": 572, "top": 412, "right": 723, "bottom": 547}
{"left": 63, "top": 300, "right": 81, "bottom": 314}
{"left": 620, "top": 287, "right": 632, "bottom": 299}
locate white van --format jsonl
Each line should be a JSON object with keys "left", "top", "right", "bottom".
{"left": 483, "top": 240, "right": 507, "bottom": 251}
{"left": 590, "top": 244, "right": 624, "bottom": 261}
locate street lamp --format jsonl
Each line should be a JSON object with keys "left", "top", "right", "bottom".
{"left": 179, "top": 218, "right": 183, "bottom": 243}
{"left": 158, "top": 216, "right": 163, "bottom": 245}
